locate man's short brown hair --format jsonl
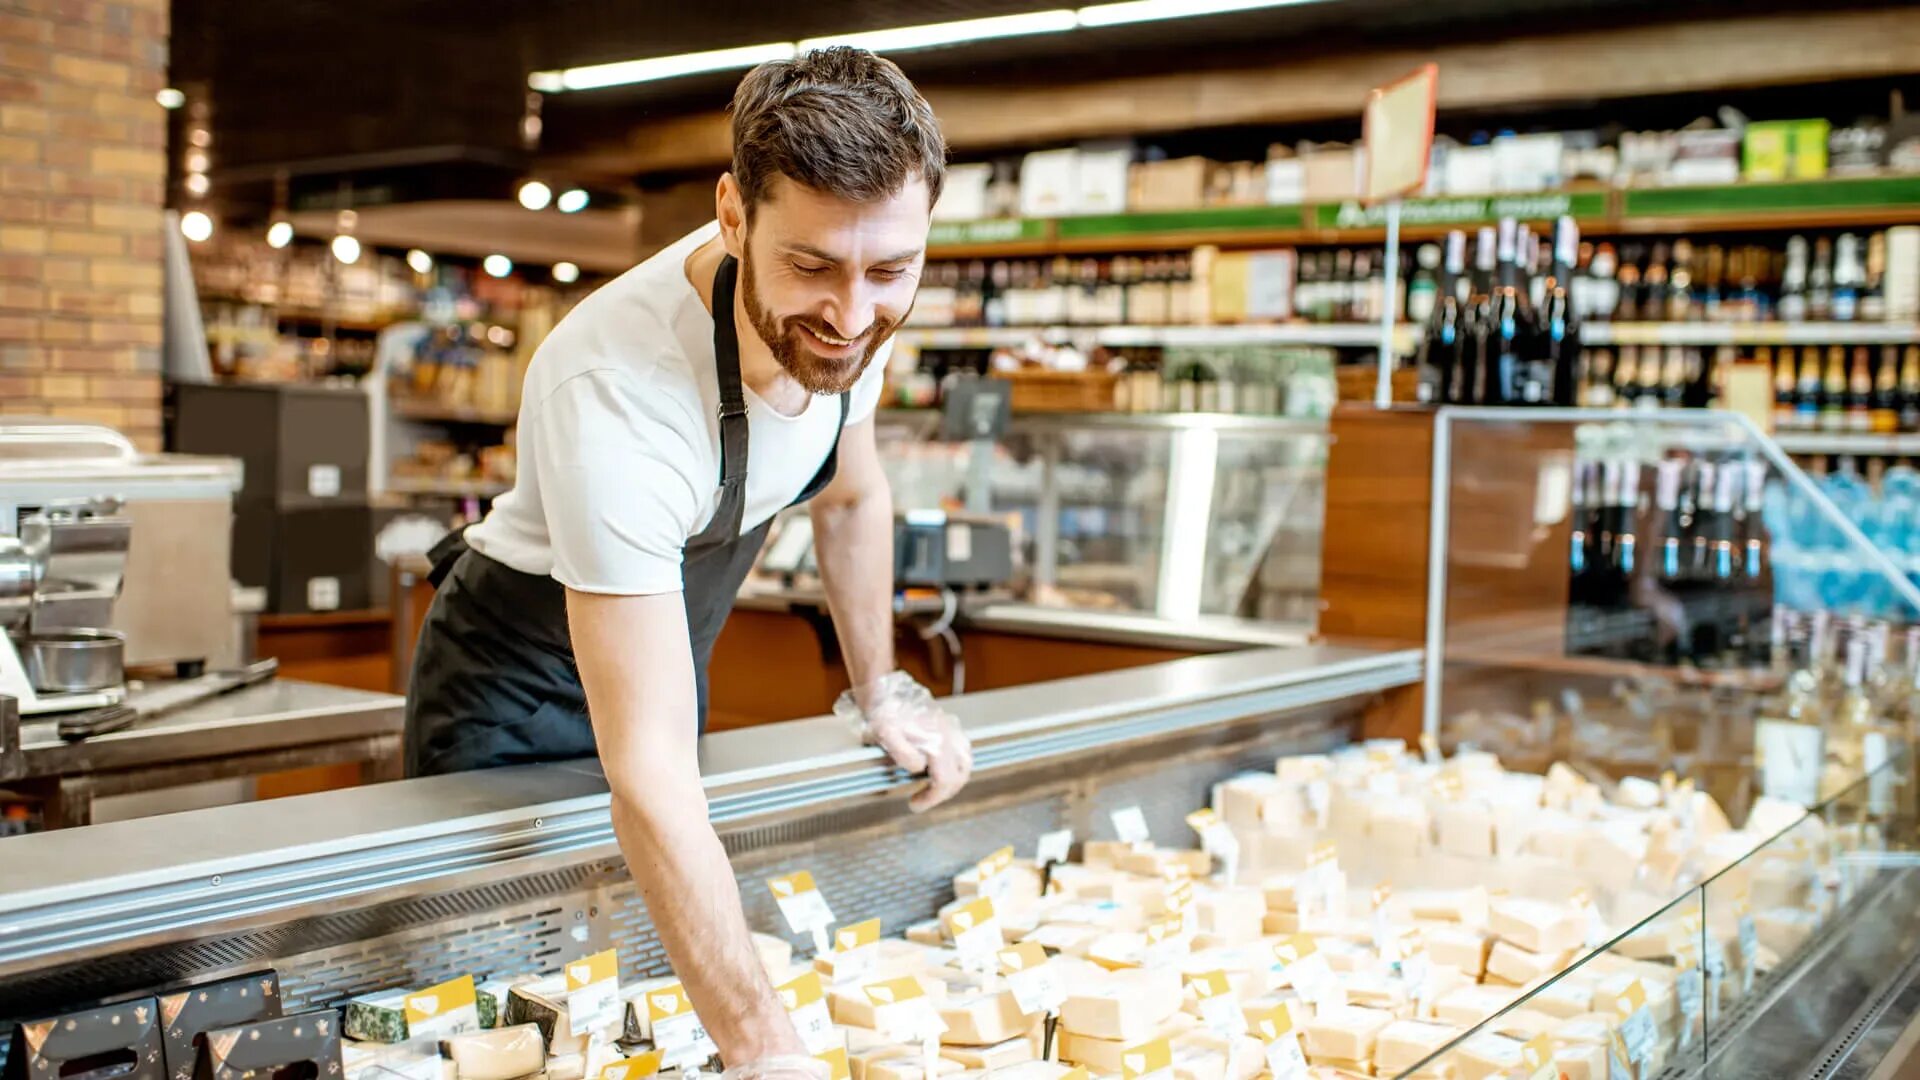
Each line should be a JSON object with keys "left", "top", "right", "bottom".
{"left": 730, "top": 47, "right": 946, "bottom": 215}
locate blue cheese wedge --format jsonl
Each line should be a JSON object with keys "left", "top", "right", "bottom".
{"left": 344, "top": 990, "right": 413, "bottom": 1043}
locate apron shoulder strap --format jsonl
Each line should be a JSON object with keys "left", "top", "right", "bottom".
{"left": 688, "top": 253, "right": 750, "bottom": 552}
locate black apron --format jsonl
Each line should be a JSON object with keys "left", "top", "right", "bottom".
{"left": 404, "top": 254, "right": 850, "bottom": 776}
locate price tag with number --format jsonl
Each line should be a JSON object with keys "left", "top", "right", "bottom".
{"left": 1112, "top": 806, "right": 1152, "bottom": 847}
{"left": 769, "top": 872, "right": 837, "bottom": 951}
{"left": 864, "top": 977, "right": 947, "bottom": 1043}
{"left": 1120, "top": 1038, "right": 1173, "bottom": 1080}
{"left": 831, "top": 919, "right": 883, "bottom": 986}
{"left": 1676, "top": 966, "right": 1704, "bottom": 1040}
{"left": 1247, "top": 1003, "right": 1310, "bottom": 1080}
{"left": 1035, "top": 829, "right": 1074, "bottom": 868}
{"left": 646, "top": 983, "right": 717, "bottom": 1068}
{"left": 944, "top": 897, "right": 1004, "bottom": 972}
{"left": 598, "top": 1052, "right": 662, "bottom": 1080}
{"left": 565, "top": 951, "right": 621, "bottom": 1038}
{"left": 999, "top": 942, "right": 1066, "bottom": 1015}
{"left": 1185, "top": 971, "right": 1246, "bottom": 1041}
{"left": 1609, "top": 981, "right": 1656, "bottom": 1065}
{"left": 777, "top": 972, "right": 839, "bottom": 1056}
{"left": 404, "top": 975, "right": 479, "bottom": 1040}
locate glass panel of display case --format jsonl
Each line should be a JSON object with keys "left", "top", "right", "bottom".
{"left": 869, "top": 411, "right": 1328, "bottom": 630}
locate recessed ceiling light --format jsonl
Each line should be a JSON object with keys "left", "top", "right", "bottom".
{"left": 407, "top": 249, "right": 434, "bottom": 274}
{"left": 180, "top": 210, "right": 213, "bottom": 242}
{"left": 517, "top": 180, "right": 552, "bottom": 211}
{"left": 484, "top": 254, "right": 513, "bottom": 278}
{"left": 331, "top": 234, "right": 361, "bottom": 265}
{"left": 553, "top": 261, "right": 580, "bottom": 284}
{"left": 266, "top": 221, "right": 293, "bottom": 248}
{"left": 556, "top": 189, "right": 590, "bottom": 214}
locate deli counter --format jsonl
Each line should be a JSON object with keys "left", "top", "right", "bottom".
{"left": 9, "top": 406, "right": 1920, "bottom": 1079}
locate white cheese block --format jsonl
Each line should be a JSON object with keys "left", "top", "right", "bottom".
{"left": 1435, "top": 800, "right": 1496, "bottom": 859}
{"left": 907, "top": 920, "right": 947, "bottom": 946}
{"left": 1552, "top": 1039, "right": 1608, "bottom": 1080}
{"left": 1528, "top": 975, "right": 1596, "bottom": 1020}
{"left": 987, "top": 1063, "right": 1079, "bottom": 1080}
{"left": 1484, "top": 1009, "right": 1560, "bottom": 1040}
{"left": 1552, "top": 1015, "right": 1616, "bottom": 1045}
{"left": 1301, "top": 1006, "right": 1393, "bottom": 1061}
{"left": 1399, "top": 887, "right": 1489, "bottom": 928}
{"left": 1375, "top": 1019, "right": 1464, "bottom": 1074}
{"left": 1195, "top": 888, "right": 1265, "bottom": 942}
{"left": 1081, "top": 841, "right": 1133, "bottom": 869}
{"left": 1219, "top": 774, "right": 1285, "bottom": 830}
{"left": 1057, "top": 1016, "right": 1190, "bottom": 1072}
{"left": 1339, "top": 971, "right": 1410, "bottom": 1015}
{"left": 754, "top": 932, "right": 796, "bottom": 975}
{"left": 1174, "top": 1033, "right": 1263, "bottom": 1080}
{"left": 1026, "top": 923, "right": 1106, "bottom": 955}
{"left": 845, "top": 1027, "right": 899, "bottom": 1054}
{"left": 1432, "top": 985, "right": 1520, "bottom": 1028}
{"left": 865, "top": 1051, "right": 964, "bottom": 1080}
{"left": 1305, "top": 1056, "right": 1372, "bottom": 1075}
{"left": 1452, "top": 1031, "right": 1524, "bottom": 1080}
{"left": 1489, "top": 898, "right": 1585, "bottom": 956}
{"left": 547, "top": 1054, "right": 587, "bottom": 1080}
{"left": 1485, "top": 941, "right": 1574, "bottom": 986}
{"left": 937, "top": 987, "right": 1034, "bottom": 1045}
{"left": 442, "top": 1025, "right": 547, "bottom": 1080}
{"left": 1262, "top": 910, "right": 1301, "bottom": 935}
{"left": 1060, "top": 967, "right": 1183, "bottom": 1041}
{"left": 828, "top": 973, "right": 949, "bottom": 1028}
{"left": 1276, "top": 755, "right": 1333, "bottom": 783}
{"left": 816, "top": 939, "right": 939, "bottom": 983}
{"left": 939, "top": 1036, "right": 1036, "bottom": 1071}
{"left": 1424, "top": 925, "right": 1490, "bottom": 978}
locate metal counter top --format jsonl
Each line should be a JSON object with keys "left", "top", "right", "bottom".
{"left": 17, "top": 679, "right": 404, "bottom": 778}
{"left": 0, "top": 643, "right": 1419, "bottom": 972}
{"left": 734, "top": 581, "right": 1306, "bottom": 652}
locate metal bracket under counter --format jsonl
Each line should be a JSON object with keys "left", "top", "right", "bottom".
{"left": 0, "top": 644, "right": 1418, "bottom": 996}
{"left": 8, "top": 679, "right": 405, "bottom": 827}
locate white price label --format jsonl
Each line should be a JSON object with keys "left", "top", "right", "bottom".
{"left": 946, "top": 898, "right": 1004, "bottom": 971}
{"left": 1280, "top": 953, "right": 1337, "bottom": 1010}
{"left": 1397, "top": 950, "right": 1431, "bottom": 1002}
{"left": 1201, "top": 824, "right": 1240, "bottom": 883}
{"left": 1618, "top": 1007, "right": 1656, "bottom": 1064}
{"left": 1111, "top": 806, "right": 1152, "bottom": 846}
{"left": 1677, "top": 967, "right": 1704, "bottom": 1022}
{"left": 306, "top": 576, "right": 341, "bottom": 611}
{"left": 1263, "top": 1033, "right": 1310, "bottom": 1080}
{"left": 1608, "top": 1041, "right": 1632, "bottom": 1080}
{"left": 1738, "top": 914, "right": 1759, "bottom": 986}
{"left": 1198, "top": 993, "right": 1245, "bottom": 1041}
{"left": 566, "top": 952, "right": 621, "bottom": 1038}
{"left": 1305, "top": 782, "right": 1331, "bottom": 826}
{"left": 1036, "top": 829, "right": 1074, "bottom": 867}
{"left": 769, "top": 873, "right": 836, "bottom": 937}
{"left": 791, "top": 1001, "right": 837, "bottom": 1056}
{"left": 652, "top": 1010, "right": 716, "bottom": 1068}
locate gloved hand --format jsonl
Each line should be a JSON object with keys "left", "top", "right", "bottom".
{"left": 718, "top": 1056, "right": 830, "bottom": 1080}
{"left": 835, "top": 671, "right": 973, "bottom": 812}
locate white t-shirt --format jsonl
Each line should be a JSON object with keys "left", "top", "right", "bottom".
{"left": 465, "top": 222, "right": 888, "bottom": 595}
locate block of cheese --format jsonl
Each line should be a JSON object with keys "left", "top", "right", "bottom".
{"left": 817, "top": 940, "right": 939, "bottom": 983}
{"left": 1576, "top": 824, "right": 1649, "bottom": 893}
{"left": 1168, "top": 1041, "right": 1229, "bottom": 1080}
{"left": 1262, "top": 910, "right": 1300, "bottom": 935}
{"left": 1751, "top": 861, "right": 1814, "bottom": 912}
{"left": 1425, "top": 925, "right": 1490, "bottom": 978}
{"left": 1754, "top": 907, "right": 1821, "bottom": 960}
{"left": 1519, "top": 813, "right": 1586, "bottom": 863}
{"left": 1117, "top": 847, "right": 1213, "bottom": 879}
{"left": 1484, "top": 1009, "right": 1561, "bottom": 1040}
{"left": 987, "top": 1063, "right": 1079, "bottom": 1080}
{"left": 754, "top": 931, "right": 796, "bottom": 975}
{"left": 619, "top": 975, "right": 683, "bottom": 1041}
{"left": 1552, "top": 1039, "right": 1608, "bottom": 1080}
{"left": 1085, "top": 932, "right": 1150, "bottom": 971}
{"left": 846, "top": 1027, "right": 900, "bottom": 1054}
{"left": 1375, "top": 1019, "right": 1464, "bottom": 1075}
{"left": 1400, "top": 887, "right": 1489, "bottom": 928}
{"left": 1552, "top": 1015, "right": 1615, "bottom": 1045}
{"left": 1276, "top": 754, "right": 1333, "bottom": 783}
{"left": 1025, "top": 923, "right": 1105, "bottom": 956}
{"left": 504, "top": 981, "right": 592, "bottom": 1055}
{"left": 936, "top": 986, "right": 1034, "bottom": 1045}
{"left": 829, "top": 973, "right": 948, "bottom": 1028}
{"left": 1174, "top": 1033, "right": 1263, "bottom": 1080}
{"left": 1303, "top": 1057, "right": 1372, "bottom": 1076}
{"left": 1366, "top": 796, "right": 1432, "bottom": 858}
{"left": 1340, "top": 971, "right": 1410, "bottom": 1015}
{"left": 547, "top": 1054, "right": 587, "bottom": 1080}
{"left": 1057, "top": 1016, "right": 1189, "bottom": 1072}
{"left": 1453, "top": 1031, "right": 1524, "bottom": 1080}
{"left": 344, "top": 990, "right": 412, "bottom": 1043}
{"left": 1435, "top": 800, "right": 1497, "bottom": 859}
{"left": 1261, "top": 873, "right": 1306, "bottom": 911}
{"left": 1422, "top": 966, "right": 1472, "bottom": 1018}
{"left": 907, "top": 920, "right": 947, "bottom": 946}
{"left": 1219, "top": 773, "right": 1284, "bottom": 830}
{"left": 1485, "top": 941, "right": 1575, "bottom": 986}
{"left": 1081, "top": 876, "right": 1176, "bottom": 914}
{"left": 940, "top": 1036, "right": 1035, "bottom": 1071}
{"left": 1060, "top": 967, "right": 1183, "bottom": 1040}
{"left": 1195, "top": 888, "right": 1265, "bottom": 942}
{"left": 1082, "top": 841, "right": 1133, "bottom": 868}
{"left": 441, "top": 1025, "right": 547, "bottom": 1080}
{"left": 955, "top": 863, "right": 1043, "bottom": 905}
{"left": 1302, "top": 1006, "right": 1393, "bottom": 1062}
{"left": 1489, "top": 898, "right": 1585, "bottom": 956}
{"left": 1432, "top": 985, "right": 1519, "bottom": 1028}
{"left": 865, "top": 1051, "right": 965, "bottom": 1080}
{"left": 1529, "top": 975, "right": 1596, "bottom": 1020}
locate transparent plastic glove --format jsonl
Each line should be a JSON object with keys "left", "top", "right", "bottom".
{"left": 717, "top": 1056, "right": 830, "bottom": 1080}
{"left": 835, "top": 670, "right": 973, "bottom": 813}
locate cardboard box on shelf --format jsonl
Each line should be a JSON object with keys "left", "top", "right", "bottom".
{"left": 1075, "top": 143, "right": 1134, "bottom": 215}
{"left": 1019, "top": 148, "right": 1080, "bottom": 218}
{"left": 935, "top": 163, "right": 994, "bottom": 221}
{"left": 1130, "top": 157, "right": 1216, "bottom": 212}
{"left": 1743, "top": 119, "right": 1831, "bottom": 181}
{"left": 1301, "top": 147, "right": 1364, "bottom": 202}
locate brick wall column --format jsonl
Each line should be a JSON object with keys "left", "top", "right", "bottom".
{"left": 0, "top": 0, "right": 170, "bottom": 450}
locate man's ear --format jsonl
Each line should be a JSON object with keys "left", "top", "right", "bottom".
{"left": 716, "top": 173, "right": 747, "bottom": 259}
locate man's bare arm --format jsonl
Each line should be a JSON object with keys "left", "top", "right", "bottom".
{"left": 808, "top": 418, "right": 897, "bottom": 692}
{"left": 567, "top": 589, "right": 802, "bottom": 1064}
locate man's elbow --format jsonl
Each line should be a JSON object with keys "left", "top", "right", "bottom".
{"left": 606, "top": 762, "right": 709, "bottom": 837}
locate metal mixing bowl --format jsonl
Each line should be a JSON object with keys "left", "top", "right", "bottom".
{"left": 12, "top": 628, "right": 124, "bottom": 693}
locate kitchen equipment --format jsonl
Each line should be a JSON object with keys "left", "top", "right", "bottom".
{"left": 57, "top": 656, "right": 278, "bottom": 741}
{"left": 895, "top": 510, "right": 1015, "bottom": 589}
{"left": 0, "top": 417, "right": 243, "bottom": 691}
{"left": 14, "top": 629, "right": 124, "bottom": 694}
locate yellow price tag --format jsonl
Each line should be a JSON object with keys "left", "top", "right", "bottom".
{"left": 1120, "top": 1038, "right": 1172, "bottom": 1080}
{"left": 403, "top": 975, "right": 476, "bottom": 1025}
{"left": 599, "top": 1052, "right": 663, "bottom": 1080}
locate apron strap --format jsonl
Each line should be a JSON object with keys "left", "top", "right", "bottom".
{"left": 688, "top": 253, "right": 751, "bottom": 552}
{"left": 425, "top": 524, "right": 472, "bottom": 588}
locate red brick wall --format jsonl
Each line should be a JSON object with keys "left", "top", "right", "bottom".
{"left": 0, "top": 0, "right": 169, "bottom": 450}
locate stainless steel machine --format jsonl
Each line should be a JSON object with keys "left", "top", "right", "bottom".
{"left": 0, "top": 418, "right": 243, "bottom": 714}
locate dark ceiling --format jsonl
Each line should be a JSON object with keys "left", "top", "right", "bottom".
{"left": 169, "top": 0, "right": 1908, "bottom": 216}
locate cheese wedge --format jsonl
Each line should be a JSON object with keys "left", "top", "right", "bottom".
{"left": 1195, "top": 888, "right": 1265, "bottom": 943}
{"left": 1552, "top": 1040, "right": 1608, "bottom": 1080}
{"left": 828, "top": 973, "right": 949, "bottom": 1028}
{"left": 1060, "top": 967, "right": 1183, "bottom": 1041}
{"left": 1489, "top": 898, "right": 1585, "bottom": 956}
{"left": 1432, "top": 985, "right": 1520, "bottom": 1028}
{"left": 937, "top": 986, "right": 1035, "bottom": 1045}
{"left": 441, "top": 1025, "right": 547, "bottom": 1080}
{"left": 1452, "top": 1031, "right": 1525, "bottom": 1080}
{"left": 1425, "top": 925, "right": 1490, "bottom": 978}
{"left": 1485, "top": 941, "right": 1574, "bottom": 986}
{"left": 1301, "top": 1006, "right": 1393, "bottom": 1062}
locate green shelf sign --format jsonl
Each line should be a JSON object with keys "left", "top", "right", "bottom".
{"left": 1621, "top": 176, "right": 1920, "bottom": 217}
{"left": 1313, "top": 192, "right": 1608, "bottom": 230}
{"left": 927, "top": 218, "right": 1048, "bottom": 247}
{"left": 1054, "top": 204, "right": 1306, "bottom": 239}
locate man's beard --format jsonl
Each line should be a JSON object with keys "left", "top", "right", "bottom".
{"left": 740, "top": 247, "right": 897, "bottom": 396}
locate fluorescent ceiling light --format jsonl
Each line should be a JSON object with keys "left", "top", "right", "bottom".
{"left": 799, "top": 9, "right": 1077, "bottom": 53}
{"left": 1077, "top": 0, "right": 1322, "bottom": 27}
{"left": 532, "top": 41, "right": 798, "bottom": 92}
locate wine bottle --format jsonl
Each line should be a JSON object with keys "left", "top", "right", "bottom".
{"left": 1832, "top": 233, "right": 1862, "bottom": 322}
{"left": 1767, "top": 347, "right": 1796, "bottom": 431}
{"left": 1425, "top": 232, "right": 1468, "bottom": 404}
{"left": 1643, "top": 243, "right": 1672, "bottom": 323}
{"left": 1588, "top": 348, "right": 1616, "bottom": 408}
{"left": 1587, "top": 242, "right": 1620, "bottom": 324}
{"left": 1491, "top": 218, "right": 1529, "bottom": 404}
{"left": 1822, "top": 344, "right": 1848, "bottom": 432}
{"left": 1615, "top": 346, "right": 1641, "bottom": 409}
{"left": 1795, "top": 346, "right": 1823, "bottom": 429}
{"left": 1614, "top": 262, "right": 1642, "bottom": 322}
{"left": 1809, "top": 237, "right": 1834, "bottom": 321}
{"left": 1544, "top": 216, "right": 1582, "bottom": 406}
{"left": 1660, "top": 346, "right": 1688, "bottom": 410}
{"left": 1901, "top": 345, "right": 1920, "bottom": 432}
{"left": 1701, "top": 244, "right": 1725, "bottom": 322}
{"left": 1407, "top": 243, "right": 1441, "bottom": 326}
{"left": 1862, "top": 232, "right": 1888, "bottom": 323}
{"left": 1656, "top": 458, "right": 1686, "bottom": 582}
{"left": 1872, "top": 345, "right": 1900, "bottom": 434}
{"left": 1667, "top": 239, "right": 1695, "bottom": 322}
{"left": 1779, "top": 236, "right": 1810, "bottom": 323}
{"left": 1638, "top": 343, "right": 1663, "bottom": 408}
{"left": 1465, "top": 225, "right": 1498, "bottom": 403}
{"left": 1848, "top": 346, "right": 1873, "bottom": 432}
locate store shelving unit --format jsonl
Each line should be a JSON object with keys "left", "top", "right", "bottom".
{"left": 925, "top": 175, "right": 1920, "bottom": 258}
{"left": 1583, "top": 322, "right": 1920, "bottom": 346}
{"left": 1769, "top": 431, "right": 1920, "bottom": 456}
{"left": 389, "top": 397, "right": 518, "bottom": 426}
{"left": 895, "top": 323, "right": 1418, "bottom": 351}
{"left": 386, "top": 476, "right": 513, "bottom": 499}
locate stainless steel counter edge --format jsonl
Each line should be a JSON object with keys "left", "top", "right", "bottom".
{"left": 0, "top": 644, "right": 1418, "bottom": 971}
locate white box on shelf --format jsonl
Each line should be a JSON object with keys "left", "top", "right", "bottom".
{"left": 1444, "top": 144, "right": 1496, "bottom": 195}
{"left": 1074, "top": 143, "right": 1133, "bottom": 215}
{"left": 1264, "top": 157, "right": 1304, "bottom": 206}
{"left": 934, "top": 163, "right": 993, "bottom": 221}
{"left": 1492, "top": 133, "right": 1564, "bottom": 192}
{"left": 1019, "top": 148, "right": 1079, "bottom": 219}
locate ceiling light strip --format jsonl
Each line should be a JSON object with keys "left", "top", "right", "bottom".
{"left": 529, "top": 0, "right": 1326, "bottom": 92}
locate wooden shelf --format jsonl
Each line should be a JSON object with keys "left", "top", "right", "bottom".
{"left": 1585, "top": 322, "right": 1920, "bottom": 347}
{"left": 896, "top": 323, "right": 1417, "bottom": 350}
{"left": 387, "top": 476, "right": 512, "bottom": 498}
{"left": 926, "top": 175, "right": 1920, "bottom": 259}
{"left": 390, "top": 398, "right": 518, "bottom": 425}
